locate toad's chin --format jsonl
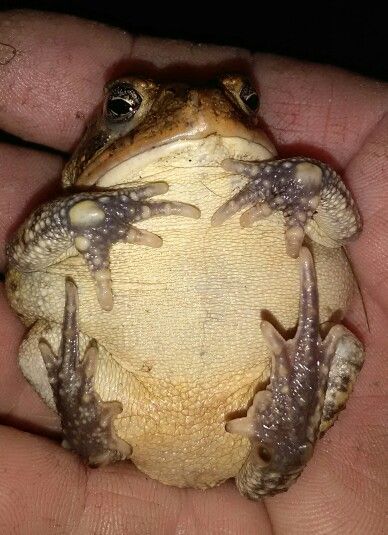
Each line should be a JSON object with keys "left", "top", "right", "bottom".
{"left": 88, "top": 135, "right": 276, "bottom": 188}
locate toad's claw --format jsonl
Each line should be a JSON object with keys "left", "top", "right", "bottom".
{"left": 212, "top": 157, "right": 362, "bottom": 257}
{"left": 39, "top": 279, "right": 132, "bottom": 465}
{"left": 227, "top": 247, "right": 364, "bottom": 498}
{"left": 7, "top": 182, "right": 201, "bottom": 310}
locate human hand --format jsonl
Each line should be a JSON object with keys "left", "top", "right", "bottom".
{"left": 0, "top": 10, "right": 386, "bottom": 534}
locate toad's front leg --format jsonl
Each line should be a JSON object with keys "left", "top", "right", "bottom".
{"left": 212, "top": 158, "right": 361, "bottom": 257}
{"left": 227, "top": 248, "right": 364, "bottom": 498}
{"left": 7, "top": 183, "right": 200, "bottom": 310}
{"left": 39, "top": 278, "right": 131, "bottom": 466}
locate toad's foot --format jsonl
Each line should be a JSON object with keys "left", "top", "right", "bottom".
{"left": 7, "top": 182, "right": 200, "bottom": 310}
{"left": 226, "top": 247, "right": 364, "bottom": 499}
{"left": 39, "top": 278, "right": 132, "bottom": 466}
{"left": 212, "top": 158, "right": 361, "bottom": 257}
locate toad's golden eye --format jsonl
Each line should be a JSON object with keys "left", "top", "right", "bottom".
{"left": 239, "top": 83, "right": 260, "bottom": 112}
{"left": 105, "top": 81, "right": 142, "bottom": 122}
{"left": 219, "top": 75, "right": 260, "bottom": 115}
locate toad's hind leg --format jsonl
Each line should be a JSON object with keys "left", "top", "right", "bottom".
{"left": 39, "top": 278, "right": 132, "bottom": 466}
{"left": 226, "top": 247, "right": 364, "bottom": 499}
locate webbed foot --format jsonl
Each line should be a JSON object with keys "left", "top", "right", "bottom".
{"left": 227, "top": 247, "right": 364, "bottom": 498}
{"left": 39, "top": 279, "right": 132, "bottom": 466}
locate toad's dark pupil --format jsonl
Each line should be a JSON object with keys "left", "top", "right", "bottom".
{"left": 239, "top": 84, "right": 260, "bottom": 112}
{"left": 245, "top": 93, "right": 259, "bottom": 111}
{"left": 107, "top": 97, "right": 133, "bottom": 117}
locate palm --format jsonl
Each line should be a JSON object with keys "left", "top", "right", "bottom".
{"left": 0, "top": 10, "right": 386, "bottom": 534}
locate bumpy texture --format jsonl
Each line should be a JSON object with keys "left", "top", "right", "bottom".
{"left": 7, "top": 182, "right": 199, "bottom": 310}
{"left": 227, "top": 248, "right": 362, "bottom": 498}
{"left": 6, "top": 163, "right": 357, "bottom": 488}
{"left": 39, "top": 279, "right": 132, "bottom": 465}
{"left": 212, "top": 158, "right": 362, "bottom": 257}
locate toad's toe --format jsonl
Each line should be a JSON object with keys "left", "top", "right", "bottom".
{"left": 212, "top": 157, "right": 361, "bottom": 257}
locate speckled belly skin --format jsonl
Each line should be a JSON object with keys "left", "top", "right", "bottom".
{"left": 6, "top": 167, "right": 355, "bottom": 488}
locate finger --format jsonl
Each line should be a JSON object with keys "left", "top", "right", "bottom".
{"left": 0, "top": 282, "right": 59, "bottom": 433}
{"left": 0, "top": 144, "right": 63, "bottom": 430}
{"left": 0, "top": 10, "right": 135, "bottom": 150}
{"left": 251, "top": 54, "right": 388, "bottom": 166}
{"left": 0, "top": 425, "right": 270, "bottom": 534}
{"left": 264, "top": 386, "right": 386, "bottom": 534}
{"left": 0, "top": 426, "right": 85, "bottom": 532}
{"left": 0, "top": 10, "right": 249, "bottom": 151}
{"left": 2, "top": 9, "right": 386, "bottom": 171}
{"left": 0, "top": 143, "right": 64, "bottom": 269}
{"left": 345, "top": 114, "right": 388, "bottom": 308}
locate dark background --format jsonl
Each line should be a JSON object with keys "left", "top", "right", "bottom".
{"left": 1, "top": 1, "right": 387, "bottom": 81}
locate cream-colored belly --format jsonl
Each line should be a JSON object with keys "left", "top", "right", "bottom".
{"left": 9, "top": 149, "right": 355, "bottom": 488}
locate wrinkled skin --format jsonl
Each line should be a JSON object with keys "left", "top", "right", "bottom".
{"left": 0, "top": 10, "right": 387, "bottom": 534}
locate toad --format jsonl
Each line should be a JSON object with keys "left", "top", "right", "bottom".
{"left": 5, "top": 75, "right": 364, "bottom": 498}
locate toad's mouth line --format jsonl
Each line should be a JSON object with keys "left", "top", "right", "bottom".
{"left": 78, "top": 135, "right": 276, "bottom": 189}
